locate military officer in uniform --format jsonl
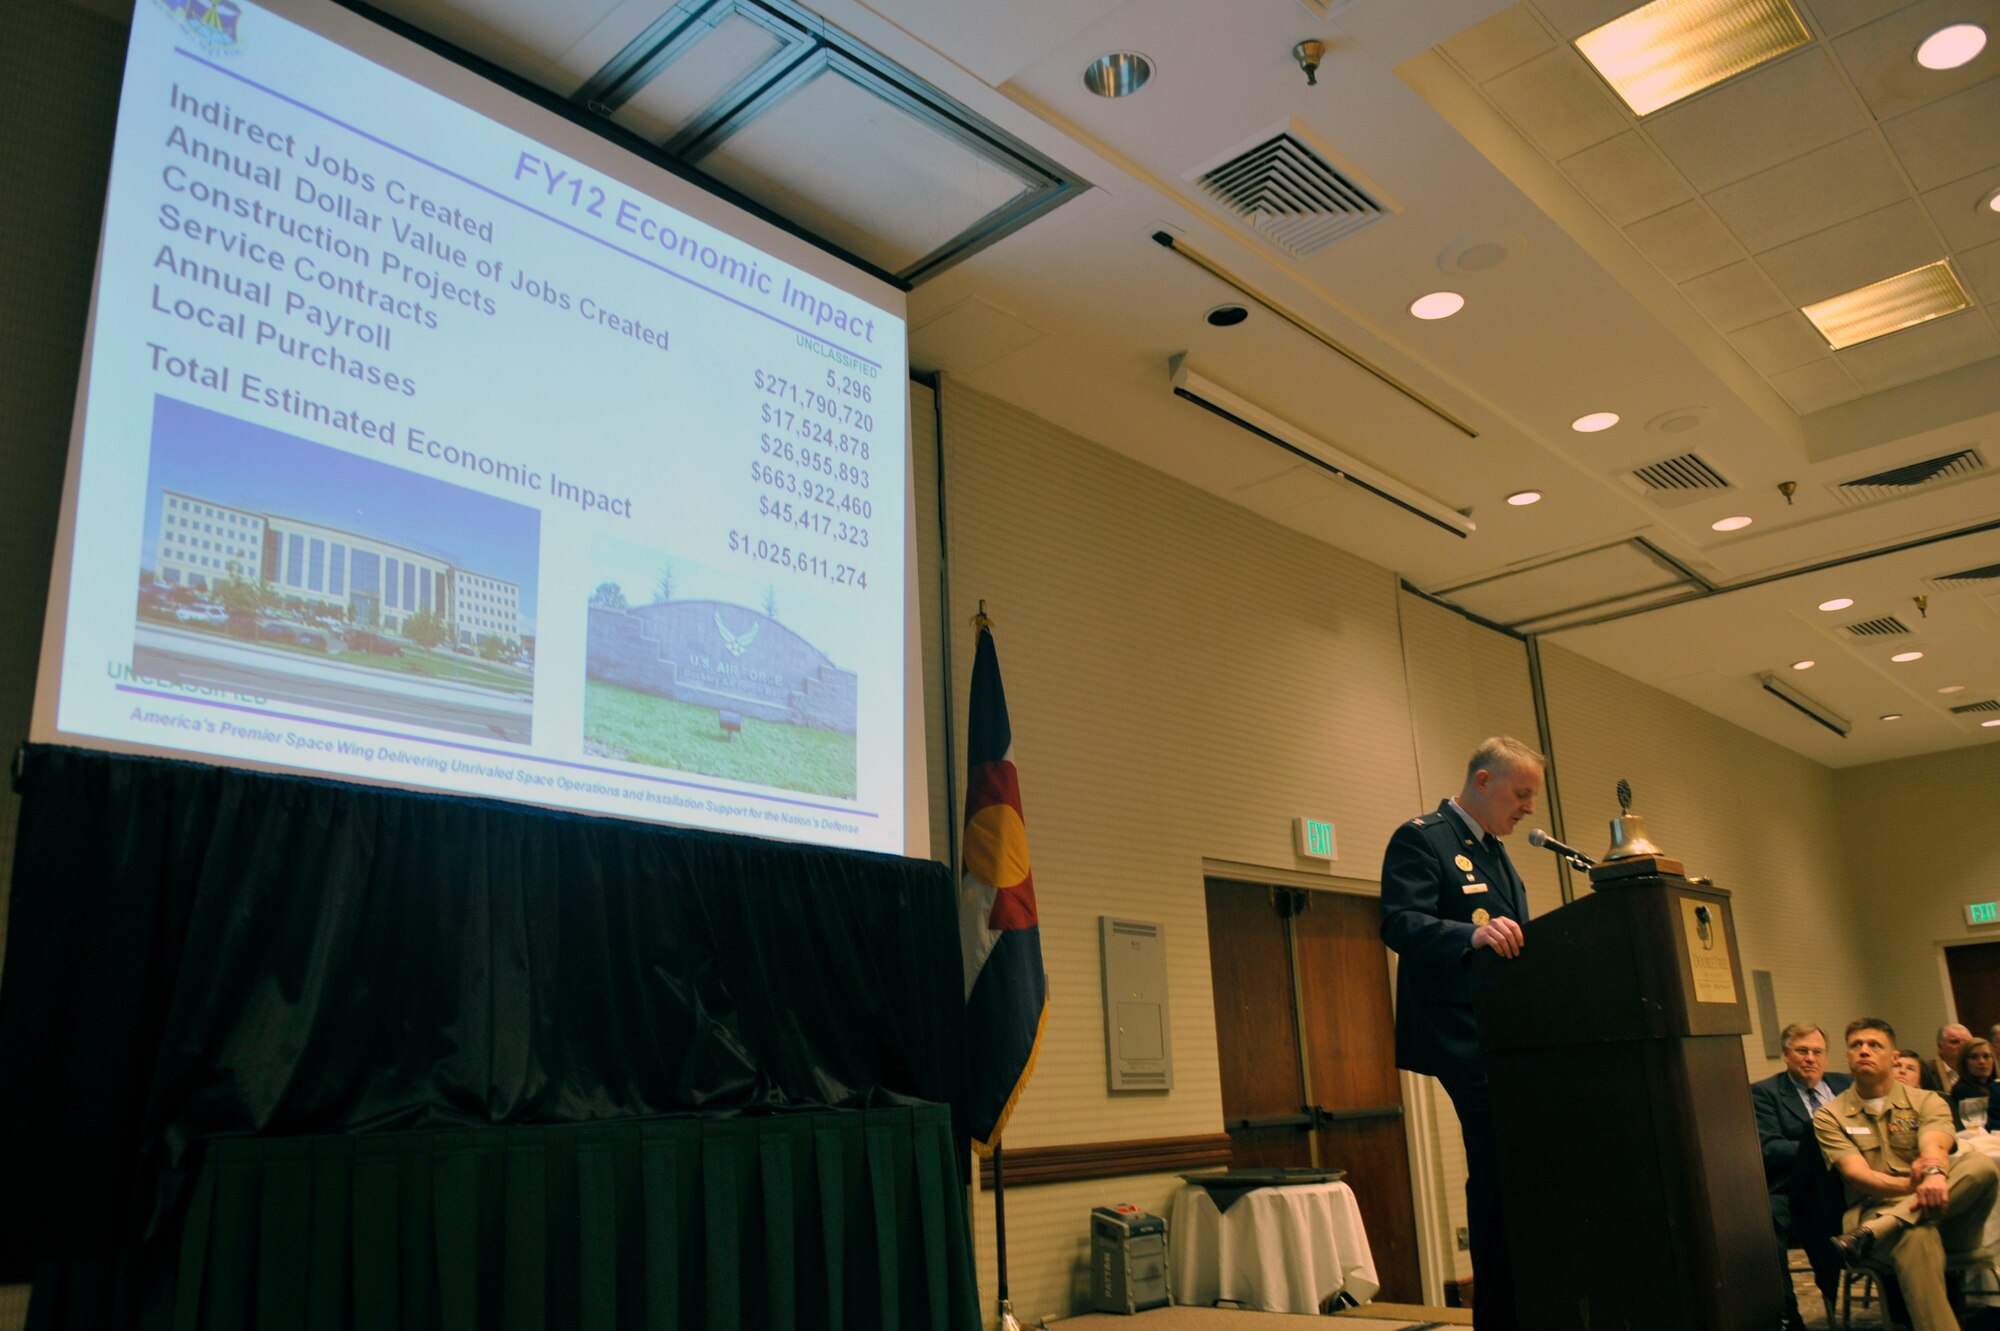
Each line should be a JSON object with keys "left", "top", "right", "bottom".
{"left": 1380, "top": 736, "right": 1541, "bottom": 1331}
{"left": 1815, "top": 1017, "right": 1998, "bottom": 1331}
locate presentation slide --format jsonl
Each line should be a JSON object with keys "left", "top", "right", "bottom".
{"left": 34, "top": 0, "right": 910, "bottom": 854}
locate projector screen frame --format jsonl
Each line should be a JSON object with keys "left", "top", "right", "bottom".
{"left": 30, "top": 0, "right": 927, "bottom": 859}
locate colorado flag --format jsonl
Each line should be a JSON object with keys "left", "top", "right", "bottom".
{"left": 958, "top": 620, "right": 1046, "bottom": 1155}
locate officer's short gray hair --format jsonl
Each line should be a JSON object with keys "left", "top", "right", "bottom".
{"left": 1465, "top": 737, "right": 1544, "bottom": 786}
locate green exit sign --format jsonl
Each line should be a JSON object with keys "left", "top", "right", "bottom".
{"left": 1968, "top": 902, "right": 2000, "bottom": 927}
{"left": 1294, "top": 817, "right": 1338, "bottom": 862}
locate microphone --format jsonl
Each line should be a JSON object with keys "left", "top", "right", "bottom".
{"left": 1527, "top": 828, "right": 1595, "bottom": 869}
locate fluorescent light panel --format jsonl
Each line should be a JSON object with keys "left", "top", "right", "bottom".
{"left": 1801, "top": 261, "right": 1973, "bottom": 350}
{"left": 1576, "top": 0, "right": 1812, "bottom": 117}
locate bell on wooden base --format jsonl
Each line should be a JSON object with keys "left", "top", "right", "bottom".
{"left": 1604, "top": 778, "right": 1664, "bottom": 861}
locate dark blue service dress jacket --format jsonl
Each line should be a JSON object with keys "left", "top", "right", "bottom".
{"left": 1749, "top": 1069, "right": 1852, "bottom": 1240}
{"left": 1379, "top": 801, "right": 1529, "bottom": 1080}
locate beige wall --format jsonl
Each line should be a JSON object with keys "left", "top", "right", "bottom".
{"left": 1536, "top": 643, "right": 1876, "bottom": 1080}
{"left": 924, "top": 382, "right": 1945, "bottom": 1324}
{"left": 1832, "top": 745, "right": 2000, "bottom": 1048}
{"left": 929, "top": 380, "right": 1573, "bottom": 1317}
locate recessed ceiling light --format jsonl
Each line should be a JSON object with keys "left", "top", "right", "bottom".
{"left": 1575, "top": 0, "right": 1812, "bottom": 116}
{"left": 1506, "top": 490, "right": 1542, "bottom": 506}
{"left": 1983, "top": 185, "right": 2000, "bottom": 214}
{"left": 1571, "top": 411, "right": 1620, "bottom": 433}
{"left": 1984, "top": 719, "right": 2000, "bottom": 728}
{"left": 1882, "top": 713, "right": 1904, "bottom": 722}
{"left": 1409, "top": 291, "right": 1465, "bottom": 320}
{"left": 1801, "top": 260, "right": 1973, "bottom": 350}
{"left": 1791, "top": 659, "right": 1815, "bottom": 670}
{"left": 1916, "top": 23, "right": 1987, "bottom": 70}
{"left": 1817, "top": 597, "right": 1853, "bottom": 612}
{"left": 1940, "top": 685, "right": 1967, "bottom": 694}
{"left": 1890, "top": 650, "right": 1925, "bottom": 663}
{"left": 1082, "top": 51, "right": 1153, "bottom": 97}
{"left": 1206, "top": 304, "right": 1249, "bottom": 327}
{"left": 1712, "top": 515, "right": 1753, "bottom": 531}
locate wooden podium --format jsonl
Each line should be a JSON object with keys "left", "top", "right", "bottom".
{"left": 1470, "top": 869, "right": 1783, "bottom": 1330}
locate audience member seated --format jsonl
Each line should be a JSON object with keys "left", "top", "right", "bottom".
{"left": 1950, "top": 1040, "right": 1997, "bottom": 1130}
{"left": 1753, "top": 1021, "right": 1852, "bottom": 1330}
{"left": 1899, "top": 1050, "right": 1929, "bottom": 1089}
{"left": 1928, "top": 1025, "right": 1972, "bottom": 1094}
{"left": 1989, "top": 1024, "right": 2000, "bottom": 1052}
{"left": 1817, "top": 1018, "right": 1999, "bottom": 1331}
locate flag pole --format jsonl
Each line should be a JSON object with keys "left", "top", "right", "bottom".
{"left": 976, "top": 600, "right": 1019, "bottom": 1331}
{"left": 994, "top": 1138, "right": 1018, "bottom": 1331}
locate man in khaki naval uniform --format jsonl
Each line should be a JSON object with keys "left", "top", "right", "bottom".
{"left": 1815, "top": 1018, "right": 1998, "bottom": 1331}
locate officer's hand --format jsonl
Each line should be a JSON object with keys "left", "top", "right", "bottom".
{"left": 1914, "top": 1170, "right": 1949, "bottom": 1213}
{"left": 1472, "top": 916, "right": 1524, "bottom": 959}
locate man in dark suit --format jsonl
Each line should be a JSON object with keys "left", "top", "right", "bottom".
{"left": 1381, "top": 737, "right": 1540, "bottom": 1331}
{"left": 1752, "top": 1021, "right": 1853, "bottom": 1331}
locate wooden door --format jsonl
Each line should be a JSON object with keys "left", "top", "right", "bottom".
{"left": 1293, "top": 890, "right": 1424, "bottom": 1304}
{"left": 1204, "top": 877, "right": 1423, "bottom": 1303}
{"left": 1946, "top": 941, "right": 2000, "bottom": 1037}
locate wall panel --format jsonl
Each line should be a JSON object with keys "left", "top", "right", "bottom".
{"left": 932, "top": 381, "right": 1555, "bottom": 1318}
{"left": 1537, "top": 643, "right": 1873, "bottom": 1078}
{"left": 1832, "top": 745, "right": 2000, "bottom": 1046}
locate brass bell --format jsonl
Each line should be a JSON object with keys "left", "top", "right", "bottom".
{"left": 1604, "top": 778, "right": 1664, "bottom": 861}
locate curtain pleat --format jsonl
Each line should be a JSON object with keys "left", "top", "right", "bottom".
{"left": 159, "top": 1109, "right": 970, "bottom": 1330}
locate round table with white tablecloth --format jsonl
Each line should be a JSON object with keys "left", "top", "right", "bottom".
{"left": 1168, "top": 1180, "right": 1379, "bottom": 1312}
{"left": 1957, "top": 1128, "right": 2000, "bottom": 1292}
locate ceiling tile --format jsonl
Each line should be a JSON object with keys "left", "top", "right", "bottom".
{"left": 1559, "top": 131, "right": 1696, "bottom": 225}
{"left": 1704, "top": 132, "right": 1908, "bottom": 254}
{"left": 369, "top": 0, "right": 623, "bottom": 87}
{"left": 1624, "top": 200, "right": 1745, "bottom": 281}
{"left": 1801, "top": 0, "right": 1921, "bottom": 39}
{"left": 1644, "top": 48, "right": 1869, "bottom": 192}
{"left": 1483, "top": 47, "right": 1629, "bottom": 160}
{"left": 1961, "top": 237, "right": 2000, "bottom": 301}
{"left": 1754, "top": 199, "right": 1941, "bottom": 303}
{"left": 1835, "top": 310, "right": 2000, "bottom": 388}
{"left": 1530, "top": 0, "right": 1651, "bottom": 40}
{"left": 1882, "top": 80, "right": 2000, "bottom": 190}
{"left": 1769, "top": 357, "right": 1863, "bottom": 412}
{"left": 1444, "top": 4, "right": 1557, "bottom": 84}
{"left": 1921, "top": 170, "right": 2000, "bottom": 252}
{"left": 912, "top": 296, "right": 1045, "bottom": 374}
{"left": 1681, "top": 259, "right": 1795, "bottom": 330}
{"left": 857, "top": 0, "right": 1129, "bottom": 86}
{"left": 1830, "top": 0, "right": 2000, "bottom": 121}
{"left": 1730, "top": 311, "right": 1838, "bottom": 374}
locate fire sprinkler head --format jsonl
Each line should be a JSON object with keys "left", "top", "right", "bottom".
{"left": 1293, "top": 40, "right": 1326, "bottom": 86}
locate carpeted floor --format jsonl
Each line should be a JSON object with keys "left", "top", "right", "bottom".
{"left": 1779, "top": 1257, "right": 2000, "bottom": 1329}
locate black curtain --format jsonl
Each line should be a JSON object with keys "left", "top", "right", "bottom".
{"left": 0, "top": 744, "right": 966, "bottom": 1266}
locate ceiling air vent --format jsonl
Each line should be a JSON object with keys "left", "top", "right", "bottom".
{"left": 1929, "top": 562, "right": 2000, "bottom": 589}
{"left": 1622, "top": 452, "right": 1731, "bottom": 508}
{"left": 1833, "top": 449, "right": 1987, "bottom": 507}
{"left": 1194, "top": 133, "right": 1385, "bottom": 257}
{"left": 1950, "top": 700, "right": 2000, "bottom": 715}
{"left": 1842, "top": 616, "right": 1911, "bottom": 637}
